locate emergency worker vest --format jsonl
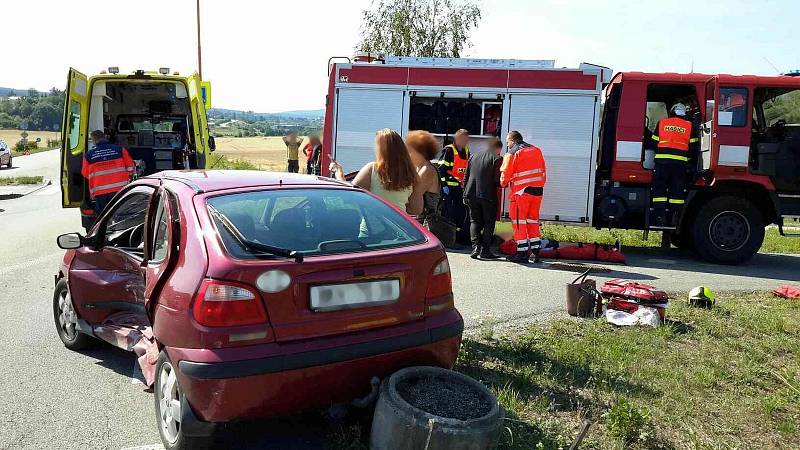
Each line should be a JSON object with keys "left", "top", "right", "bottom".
{"left": 82, "top": 142, "right": 135, "bottom": 197}
{"left": 504, "top": 144, "right": 546, "bottom": 195}
{"left": 656, "top": 117, "right": 692, "bottom": 152}
{"left": 447, "top": 144, "right": 470, "bottom": 184}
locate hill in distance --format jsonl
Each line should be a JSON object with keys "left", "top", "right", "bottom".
{"left": 210, "top": 108, "right": 324, "bottom": 120}
{"left": 0, "top": 87, "right": 46, "bottom": 97}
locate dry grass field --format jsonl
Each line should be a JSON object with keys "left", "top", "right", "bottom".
{"left": 211, "top": 136, "right": 313, "bottom": 172}
{"left": 0, "top": 129, "right": 60, "bottom": 149}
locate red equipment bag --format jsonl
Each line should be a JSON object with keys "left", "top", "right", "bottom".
{"left": 600, "top": 279, "right": 668, "bottom": 304}
{"left": 539, "top": 242, "right": 626, "bottom": 263}
{"left": 499, "top": 239, "right": 517, "bottom": 256}
{"left": 774, "top": 285, "right": 800, "bottom": 299}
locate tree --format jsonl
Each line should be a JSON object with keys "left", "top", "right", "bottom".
{"left": 357, "top": 0, "right": 482, "bottom": 58}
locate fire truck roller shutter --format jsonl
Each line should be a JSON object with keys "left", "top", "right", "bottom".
{"left": 334, "top": 89, "right": 405, "bottom": 174}
{"left": 505, "top": 94, "right": 598, "bottom": 222}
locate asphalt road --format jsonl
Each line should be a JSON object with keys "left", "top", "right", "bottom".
{"left": 0, "top": 150, "right": 798, "bottom": 449}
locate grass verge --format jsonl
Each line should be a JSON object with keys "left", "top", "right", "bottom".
{"left": 457, "top": 292, "right": 800, "bottom": 449}
{"left": 0, "top": 175, "right": 44, "bottom": 186}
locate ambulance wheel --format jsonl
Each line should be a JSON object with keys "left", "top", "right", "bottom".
{"left": 691, "top": 196, "right": 764, "bottom": 265}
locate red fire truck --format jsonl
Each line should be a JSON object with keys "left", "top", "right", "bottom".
{"left": 321, "top": 56, "right": 800, "bottom": 264}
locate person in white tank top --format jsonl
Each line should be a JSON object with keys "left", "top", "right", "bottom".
{"left": 330, "top": 129, "right": 423, "bottom": 216}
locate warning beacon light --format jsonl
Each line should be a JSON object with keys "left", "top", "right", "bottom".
{"left": 159, "top": 67, "right": 170, "bottom": 75}
{"left": 108, "top": 67, "right": 120, "bottom": 74}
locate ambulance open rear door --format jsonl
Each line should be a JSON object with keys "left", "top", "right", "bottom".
{"left": 61, "top": 68, "right": 89, "bottom": 208}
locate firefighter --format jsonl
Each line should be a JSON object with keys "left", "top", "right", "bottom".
{"left": 649, "top": 103, "right": 700, "bottom": 228}
{"left": 435, "top": 128, "right": 470, "bottom": 242}
{"left": 82, "top": 130, "right": 136, "bottom": 215}
{"left": 501, "top": 130, "right": 546, "bottom": 263}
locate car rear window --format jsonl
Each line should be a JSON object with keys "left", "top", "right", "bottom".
{"left": 207, "top": 188, "right": 426, "bottom": 259}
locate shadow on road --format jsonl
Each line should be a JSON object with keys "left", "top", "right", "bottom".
{"left": 78, "top": 341, "right": 369, "bottom": 449}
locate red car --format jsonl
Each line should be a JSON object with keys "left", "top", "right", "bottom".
{"left": 53, "top": 170, "right": 462, "bottom": 449}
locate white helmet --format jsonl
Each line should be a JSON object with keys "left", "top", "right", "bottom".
{"left": 671, "top": 103, "right": 687, "bottom": 116}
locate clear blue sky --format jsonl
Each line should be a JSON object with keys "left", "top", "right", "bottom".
{"left": 2, "top": 0, "right": 798, "bottom": 112}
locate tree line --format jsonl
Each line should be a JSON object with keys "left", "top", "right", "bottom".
{"left": 0, "top": 88, "right": 64, "bottom": 131}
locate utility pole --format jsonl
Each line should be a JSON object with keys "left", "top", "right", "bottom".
{"left": 196, "top": 0, "right": 203, "bottom": 79}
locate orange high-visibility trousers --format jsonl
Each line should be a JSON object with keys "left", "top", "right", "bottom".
{"left": 509, "top": 193, "right": 542, "bottom": 253}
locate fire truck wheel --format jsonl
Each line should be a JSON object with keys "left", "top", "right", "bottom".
{"left": 691, "top": 196, "right": 764, "bottom": 265}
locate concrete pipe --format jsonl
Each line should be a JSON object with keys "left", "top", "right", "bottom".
{"left": 370, "top": 366, "right": 504, "bottom": 450}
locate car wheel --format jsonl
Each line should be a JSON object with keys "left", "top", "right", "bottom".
{"left": 691, "top": 196, "right": 764, "bottom": 265}
{"left": 52, "top": 278, "right": 94, "bottom": 350}
{"left": 6, "top": 156, "right": 11, "bottom": 168}
{"left": 155, "top": 351, "right": 210, "bottom": 450}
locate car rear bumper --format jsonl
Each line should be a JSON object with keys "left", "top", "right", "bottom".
{"left": 168, "top": 310, "right": 463, "bottom": 422}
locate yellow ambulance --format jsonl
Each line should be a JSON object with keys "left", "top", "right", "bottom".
{"left": 60, "top": 67, "right": 214, "bottom": 228}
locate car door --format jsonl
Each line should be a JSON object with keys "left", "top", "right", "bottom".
{"left": 61, "top": 68, "right": 89, "bottom": 208}
{"left": 141, "top": 187, "right": 180, "bottom": 312}
{"left": 68, "top": 186, "right": 155, "bottom": 324}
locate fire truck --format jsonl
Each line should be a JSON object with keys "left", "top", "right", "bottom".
{"left": 60, "top": 67, "right": 215, "bottom": 229}
{"left": 322, "top": 55, "right": 800, "bottom": 264}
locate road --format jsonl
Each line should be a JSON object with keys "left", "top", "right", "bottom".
{"left": 1, "top": 150, "right": 798, "bottom": 449}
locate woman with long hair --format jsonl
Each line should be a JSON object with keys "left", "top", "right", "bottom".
{"left": 330, "top": 129, "right": 423, "bottom": 215}
{"left": 405, "top": 130, "right": 442, "bottom": 223}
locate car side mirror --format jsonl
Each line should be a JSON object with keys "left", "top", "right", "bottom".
{"left": 209, "top": 136, "right": 216, "bottom": 152}
{"left": 56, "top": 233, "right": 85, "bottom": 250}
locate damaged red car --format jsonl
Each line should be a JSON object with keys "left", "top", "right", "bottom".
{"left": 53, "top": 170, "right": 463, "bottom": 449}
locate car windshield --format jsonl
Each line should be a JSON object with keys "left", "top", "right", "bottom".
{"left": 206, "top": 188, "right": 426, "bottom": 258}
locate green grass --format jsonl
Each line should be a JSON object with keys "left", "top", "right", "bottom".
{"left": 495, "top": 222, "right": 800, "bottom": 254}
{"left": 0, "top": 175, "right": 43, "bottom": 186}
{"left": 206, "top": 154, "right": 262, "bottom": 170}
{"left": 457, "top": 292, "right": 800, "bottom": 449}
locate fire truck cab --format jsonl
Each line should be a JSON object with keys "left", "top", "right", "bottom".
{"left": 596, "top": 72, "right": 800, "bottom": 263}
{"left": 60, "top": 67, "right": 214, "bottom": 228}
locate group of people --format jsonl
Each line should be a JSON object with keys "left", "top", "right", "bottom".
{"left": 329, "top": 128, "right": 548, "bottom": 264}
{"left": 283, "top": 132, "right": 323, "bottom": 175}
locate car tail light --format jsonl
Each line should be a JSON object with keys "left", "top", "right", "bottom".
{"left": 192, "top": 279, "right": 268, "bottom": 327}
{"left": 425, "top": 257, "right": 454, "bottom": 315}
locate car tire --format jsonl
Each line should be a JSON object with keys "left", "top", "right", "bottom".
{"left": 154, "top": 351, "right": 211, "bottom": 450}
{"left": 690, "top": 196, "right": 764, "bottom": 265}
{"left": 52, "top": 278, "right": 95, "bottom": 350}
{"left": 6, "top": 156, "right": 11, "bottom": 168}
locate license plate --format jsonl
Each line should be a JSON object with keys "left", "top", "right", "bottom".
{"left": 310, "top": 279, "right": 400, "bottom": 312}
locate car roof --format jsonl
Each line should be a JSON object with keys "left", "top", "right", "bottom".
{"left": 146, "top": 170, "right": 350, "bottom": 193}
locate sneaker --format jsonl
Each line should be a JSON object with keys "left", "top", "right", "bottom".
{"left": 470, "top": 246, "right": 481, "bottom": 259}
{"left": 479, "top": 250, "right": 500, "bottom": 260}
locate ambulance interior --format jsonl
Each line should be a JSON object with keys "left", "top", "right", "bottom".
{"left": 88, "top": 81, "right": 194, "bottom": 176}
{"left": 749, "top": 87, "right": 800, "bottom": 192}
{"left": 408, "top": 95, "right": 503, "bottom": 152}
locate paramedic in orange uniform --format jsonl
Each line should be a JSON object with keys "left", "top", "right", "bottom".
{"left": 648, "top": 103, "right": 700, "bottom": 228}
{"left": 501, "top": 130, "right": 546, "bottom": 263}
{"left": 436, "top": 128, "right": 470, "bottom": 243}
{"left": 82, "top": 130, "right": 136, "bottom": 215}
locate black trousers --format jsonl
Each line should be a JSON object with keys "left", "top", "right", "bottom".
{"left": 466, "top": 197, "right": 497, "bottom": 249}
{"left": 442, "top": 185, "right": 469, "bottom": 243}
{"left": 652, "top": 159, "right": 687, "bottom": 223}
{"left": 287, "top": 159, "right": 299, "bottom": 173}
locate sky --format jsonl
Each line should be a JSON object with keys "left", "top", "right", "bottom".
{"left": 2, "top": 0, "right": 799, "bottom": 112}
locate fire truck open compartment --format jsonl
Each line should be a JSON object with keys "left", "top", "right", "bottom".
{"left": 87, "top": 80, "right": 193, "bottom": 175}
{"left": 750, "top": 87, "right": 800, "bottom": 194}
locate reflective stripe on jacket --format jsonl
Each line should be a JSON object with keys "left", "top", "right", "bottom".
{"left": 651, "top": 117, "right": 698, "bottom": 161}
{"left": 81, "top": 141, "right": 135, "bottom": 198}
{"left": 501, "top": 143, "right": 546, "bottom": 196}
{"left": 435, "top": 144, "right": 469, "bottom": 187}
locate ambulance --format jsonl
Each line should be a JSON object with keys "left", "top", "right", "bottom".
{"left": 60, "top": 67, "right": 214, "bottom": 228}
{"left": 322, "top": 55, "right": 800, "bottom": 264}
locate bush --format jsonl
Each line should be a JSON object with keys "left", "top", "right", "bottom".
{"left": 14, "top": 139, "right": 38, "bottom": 153}
{"left": 604, "top": 398, "right": 653, "bottom": 445}
{"left": 46, "top": 138, "right": 62, "bottom": 149}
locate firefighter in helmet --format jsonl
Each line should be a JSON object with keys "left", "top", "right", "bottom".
{"left": 435, "top": 129, "right": 470, "bottom": 242}
{"left": 648, "top": 103, "right": 700, "bottom": 228}
{"left": 501, "top": 130, "right": 547, "bottom": 263}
